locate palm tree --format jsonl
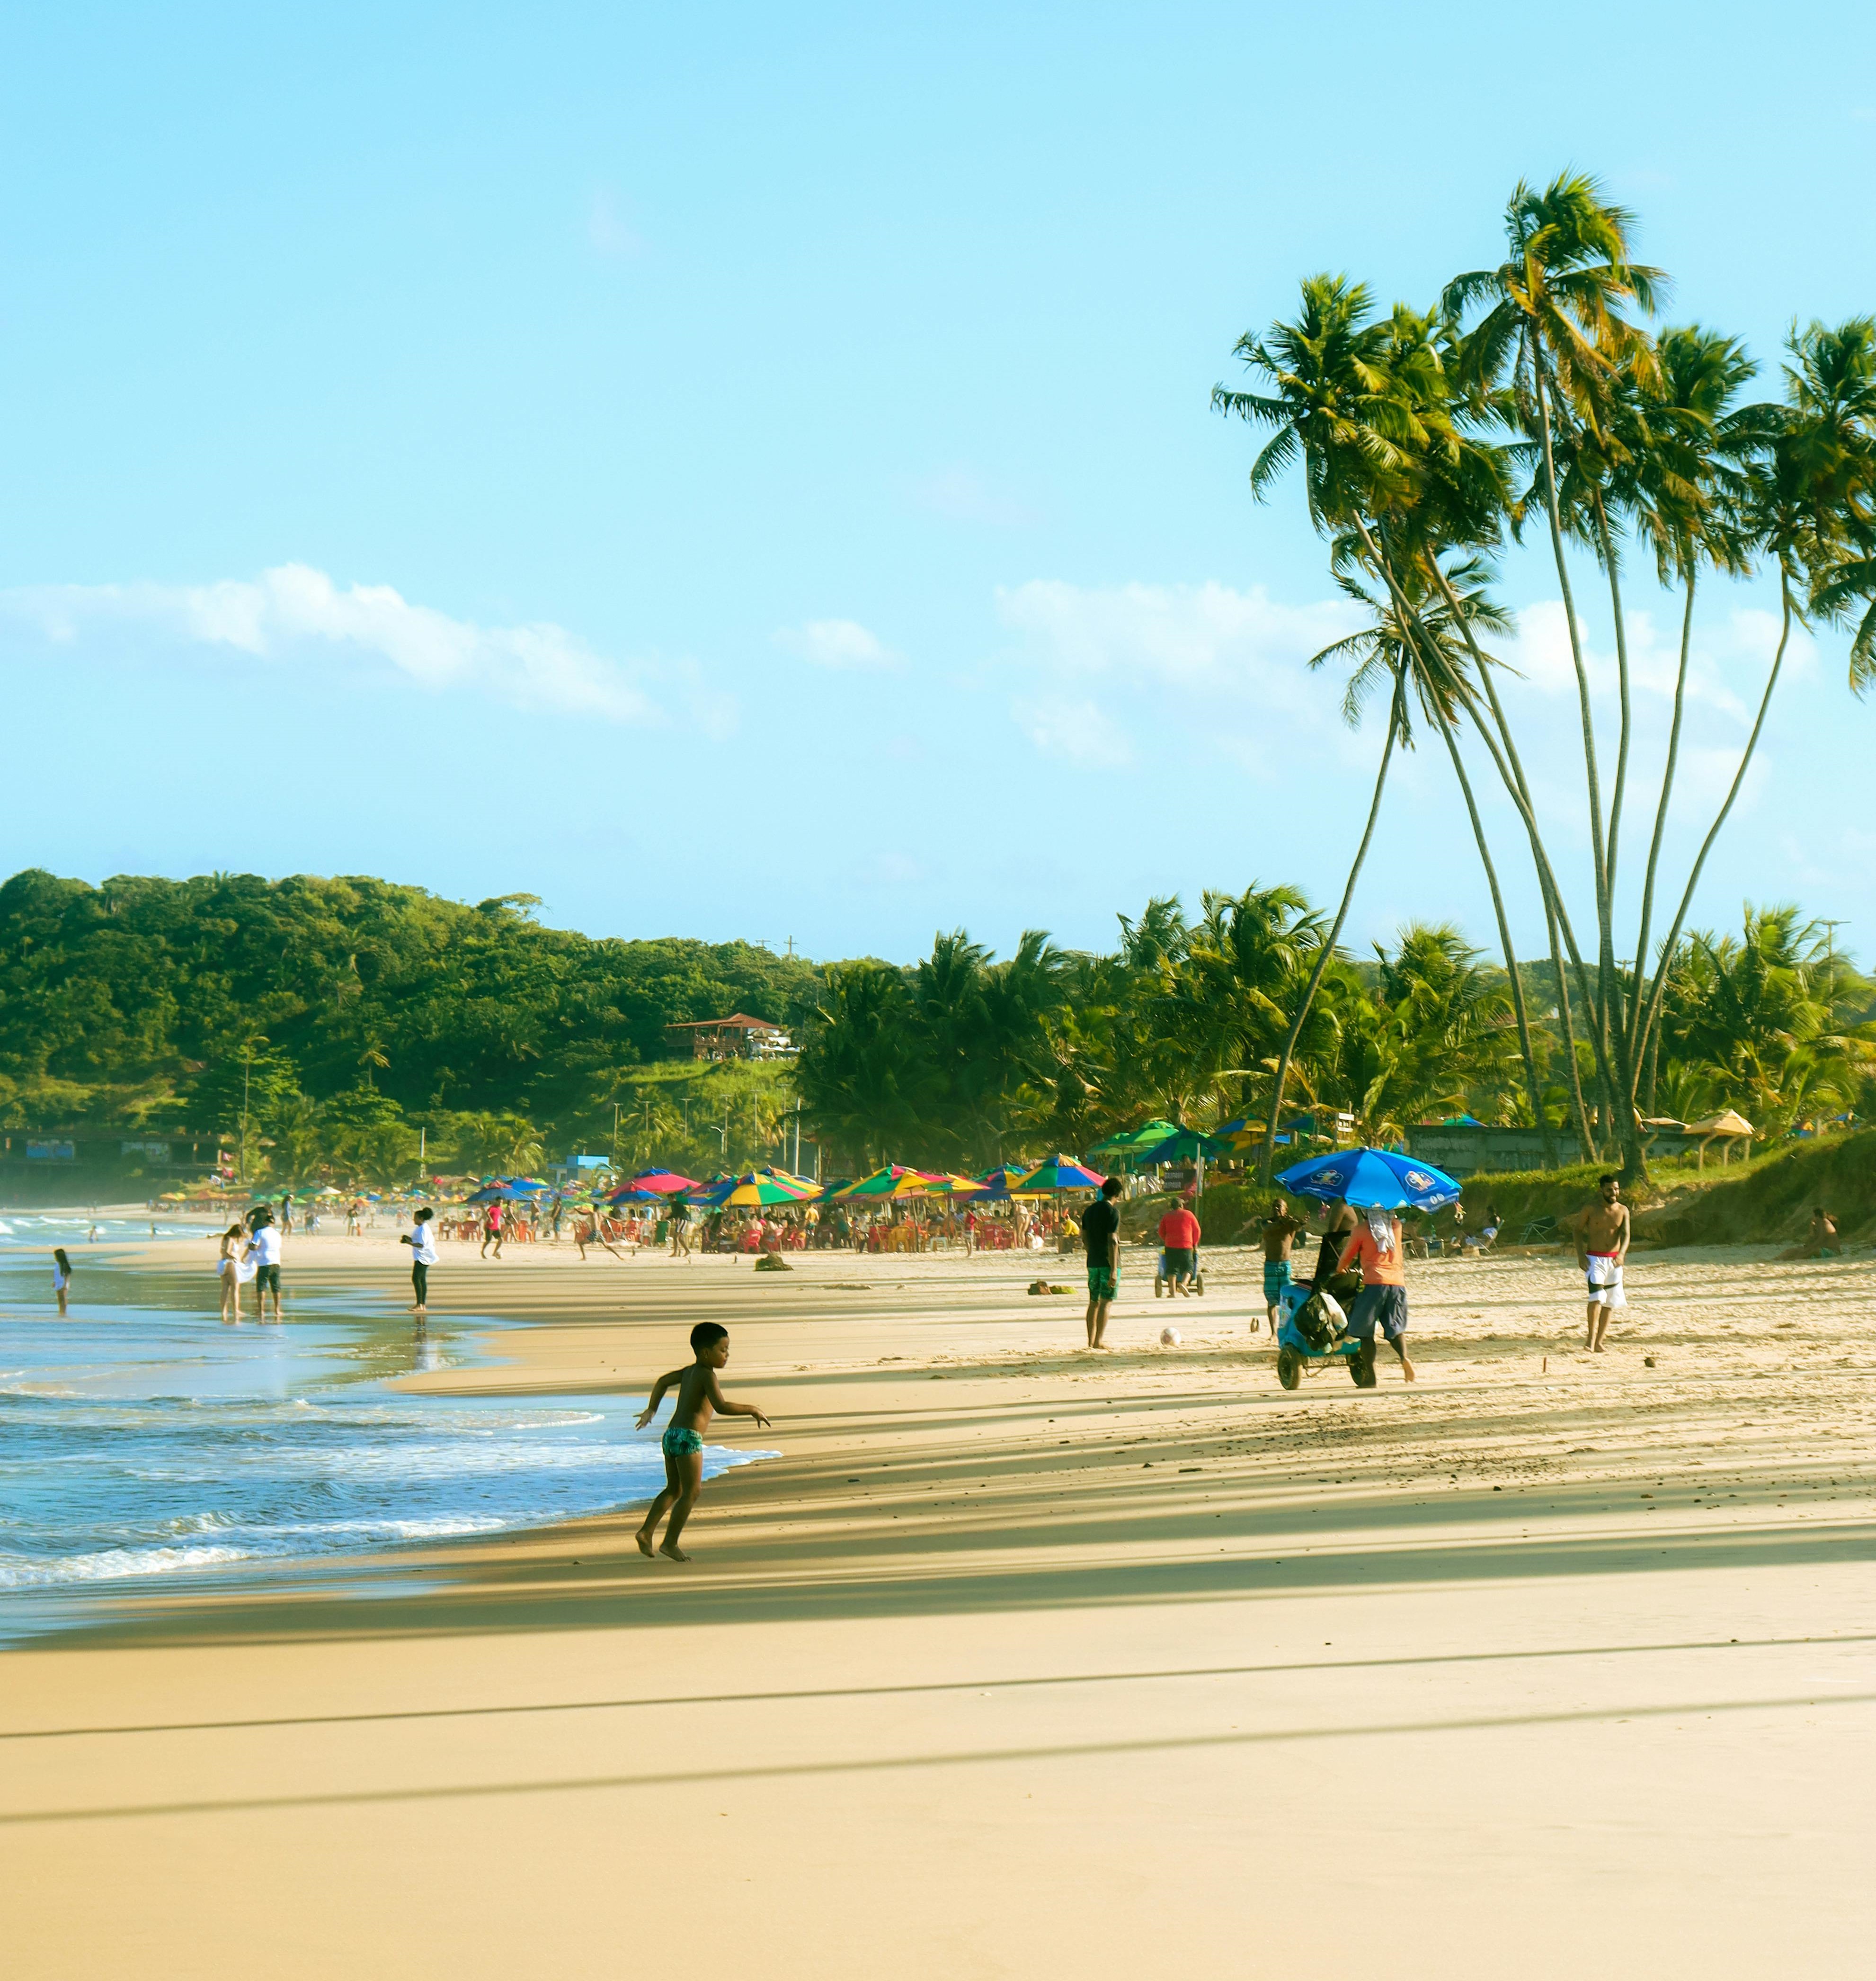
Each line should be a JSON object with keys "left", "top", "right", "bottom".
{"left": 1309, "top": 538, "right": 1559, "bottom": 1157}
{"left": 1445, "top": 174, "right": 1665, "bottom": 1171}
{"left": 1629, "top": 317, "right": 1876, "bottom": 1089}
{"left": 1214, "top": 276, "right": 1443, "bottom": 1177}
{"left": 1620, "top": 326, "right": 1760, "bottom": 1079}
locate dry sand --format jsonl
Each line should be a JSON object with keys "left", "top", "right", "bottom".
{"left": 6, "top": 1231, "right": 1876, "bottom": 1978}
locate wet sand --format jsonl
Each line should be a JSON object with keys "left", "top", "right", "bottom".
{"left": 5, "top": 1233, "right": 1875, "bottom": 1978}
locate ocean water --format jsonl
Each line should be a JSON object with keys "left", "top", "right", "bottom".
{"left": 0, "top": 1255, "right": 767, "bottom": 1626}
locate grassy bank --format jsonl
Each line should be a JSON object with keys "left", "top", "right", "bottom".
{"left": 1451, "top": 1133, "right": 1876, "bottom": 1249}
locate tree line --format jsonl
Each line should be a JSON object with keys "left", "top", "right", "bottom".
{"left": 792, "top": 894, "right": 1873, "bottom": 1177}
{"left": 0, "top": 868, "right": 822, "bottom": 1181}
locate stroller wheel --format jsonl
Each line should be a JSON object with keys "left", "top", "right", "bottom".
{"left": 1277, "top": 1346, "right": 1301, "bottom": 1391}
{"left": 1193, "top": 1273, "right": 1205, "bottom": 1296}
{"left": 1351, "top": 1343, "right": 1378, "bottom": 1388}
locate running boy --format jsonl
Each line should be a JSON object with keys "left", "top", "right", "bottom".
{"left": 634, "top": 1323, "right": 772, "bottom": 1561}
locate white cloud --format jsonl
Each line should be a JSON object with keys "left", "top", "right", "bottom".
{"left": 1013, "top": 695, "right": 1134, "bottom": 768}
{"left": 996, "top": 579, "right": 1360, "bottom": 694}
{"left": 776, "top": 617, "right": 902, "bottom": 670}
{"left": 0, "top": 563, "right": 657, "bottom": 722}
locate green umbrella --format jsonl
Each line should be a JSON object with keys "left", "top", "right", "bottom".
{"left": 1085, "top": 1119, "right": 1182, "bottom": 1158}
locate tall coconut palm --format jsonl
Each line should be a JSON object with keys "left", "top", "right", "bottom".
{"left": 1213, "top": 277, "right": 1444, "bottom": 1177}
{"left": 1445, "top": 174, "right": 1665, "bottom": 1172}
{"left": 1630, "top": 317, "right": 1876, "bottom": 1085}
{"left": 1307, "top": 540, "right": 1560, "bottom": 1158}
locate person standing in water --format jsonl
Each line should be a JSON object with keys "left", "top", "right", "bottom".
{"left": 217, "top": 1223, "right": 248, "bottom": 1322}
{"left": 401, "top": 1205, "right": 437, "bottom": 1321}
{"left": 52, "top": 1248, "right": 72, "bottom": 1316}
{"left": 245, "top": 1208, "right": 284, "bottom": 1322}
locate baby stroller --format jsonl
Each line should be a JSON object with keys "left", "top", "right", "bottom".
{"left": 1273, "top": 1271, "right": 1373, "bottom": 1389}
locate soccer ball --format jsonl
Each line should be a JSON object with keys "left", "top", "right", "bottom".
{"left": 1159, "top": 1326, "right": 1181, "bottom": 1347}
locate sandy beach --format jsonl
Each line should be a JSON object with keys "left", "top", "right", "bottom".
{"left": 6, "top": 1230, "right": 1876, "bottom": 1978}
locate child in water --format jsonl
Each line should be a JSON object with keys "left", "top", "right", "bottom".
{"left": 633, "top": 1322, "right": 771, "bottom": 1561}
{"left": 53, "top": 1248, "right": 72, "bottom": 1316}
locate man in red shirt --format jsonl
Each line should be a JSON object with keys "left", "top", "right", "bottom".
{"left": 1157, "top": 1201, "right": 1202, "bottom": 1295}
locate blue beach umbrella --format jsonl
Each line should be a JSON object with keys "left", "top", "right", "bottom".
{"left": 1276, "top": 1147, "right": 1461, "bottom": 1212}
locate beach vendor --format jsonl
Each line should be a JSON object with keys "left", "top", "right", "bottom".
{"left": 1338, "top": 1205, "right": 1415, "bottom": 1382}
{"left": 1568, "top": 1174, "right": 1630, "bottom": 1352}
{"left": 1079, "top": 1174, "right": 1123, "bottom": 1349}
{"left": 1260, "top": 1196, "right": 1306, "bottom": 1334}
{"left": 1311, "top": 1196, "right": 1358, "bottom": 1293}
{"left": 1157, "top": 1199, "right": 1201, "bottom": 1295}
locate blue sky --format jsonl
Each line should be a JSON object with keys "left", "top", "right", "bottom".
{"left": 2, "top": 2, "right": 1873, "bottom": 969}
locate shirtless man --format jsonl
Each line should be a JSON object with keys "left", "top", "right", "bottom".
{"left": 1779, "top": 1206, "right": 1842, "bottom": 1261}
{"left": 1571, "top": 1174, "right": 1631, "bottom": 1352}
{"left": 1260, "top": 1196, "right": 1307, "bottom": 1334}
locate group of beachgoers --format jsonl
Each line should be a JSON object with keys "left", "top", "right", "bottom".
{"left": 1070, "top": 1171, "right": 1664, "bottom": 1376}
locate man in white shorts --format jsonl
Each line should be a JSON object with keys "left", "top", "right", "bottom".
{"left": 1571, "top": 1174, "right": 1631, "bottom": 1352}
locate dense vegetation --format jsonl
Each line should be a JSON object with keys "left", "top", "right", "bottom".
{"left": 792, "top": 892, "right": 1874, "bottom": 1176}
{"left": 0, "top": 869, "right": 820, "bottom": 1179}
{"left": 0, "top": 868, "right": 1865, "bottom": 1189}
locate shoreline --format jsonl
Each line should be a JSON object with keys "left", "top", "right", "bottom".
{"left": 5, "top": 1235, "right": 1874, "bottom": 1976}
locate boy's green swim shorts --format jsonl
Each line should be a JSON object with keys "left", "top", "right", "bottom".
{"left": 1086, "top": 1266, "right": 1119, "bottom": 1302}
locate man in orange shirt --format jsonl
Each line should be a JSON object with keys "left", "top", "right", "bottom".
{"left": 1157, "top": 1200, "right": 1201, "bottom": 1295}
{"left": 1337, "top": 1204, "right": 1415, "bottom": 1382}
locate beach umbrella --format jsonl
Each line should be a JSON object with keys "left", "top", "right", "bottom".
{"left": 1085, "top": 1118, "right": 1183, "bottom": 1159}
{"left": 464, "top": 1184, "right": 529, "bottom": 1205}
{"left": 1276, "top": 1147, "right": 1461, "bottom": 1212}
{"left": 829, "top": 1165, "right": 944, "bottom": 1201}
{"left": 500, "top": 1177, "right": 552, "bottom": 1195}
{"left": 973, "top": 1164, "right": 1032, "bottom": 1199}
{"left": 691, "top": 1168, "right": 821, "bottom": 1209}
{"left": 609, "top": 1169, "right": 698, "bottom": 1202}
{"left": 918, "top": 1172, "right": 989, "bottom": 1196}
{"left": 1008, "top": 1155, "right": 1107, "bottom": 1196}
{"left": 1134, "top": 1127, "right": 1232, "bottom": 1165}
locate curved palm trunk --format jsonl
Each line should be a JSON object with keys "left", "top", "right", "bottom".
{"left": 1413, "top": 553, "right": 1615, "bottom": 1158}
{"left": 1431, "top": 700, "right": 1556, "bottom": 1162}
{"left": 1634, "top": 574, "right": 1796, "bottom": 1076}
{"left": 1258, "top": 686, "right": 1401, "bottom": 1185}
{"left": 1625, "top": 573, "right": 1698, "bottom": 1073}
{"left": 1535, "top": 374, "right": 1638, "bottom": 1177}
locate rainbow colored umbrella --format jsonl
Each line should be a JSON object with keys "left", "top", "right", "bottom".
{"left": 974, "top": 1164, "right": 1032, "bottom": 1198}
{"left": 918, "top": 1172, "right": 989, "bottom": 1197}
{"left": 829, "top": 1165, "right": 944, "bottom": 1201}
{"left": 692, "top": 1168, "right": 820, "bottom": 1209}
{"left": 1008, "top": 1155, "right": 1107, "bottom": 1196}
